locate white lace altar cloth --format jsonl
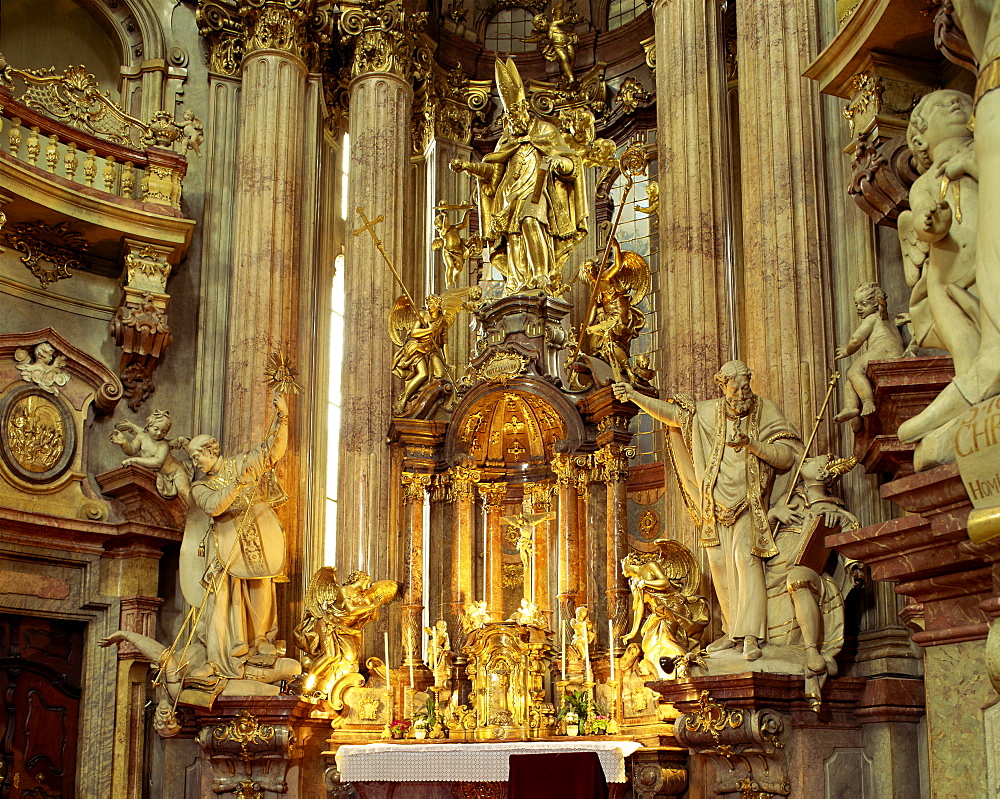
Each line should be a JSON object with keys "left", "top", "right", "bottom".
{"left": 336, "top": 740, "right": 643, "bottom": 784}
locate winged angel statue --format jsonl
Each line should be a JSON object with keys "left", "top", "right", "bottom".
{"left": 389, "top": 286, "right": 481, "bottom": 415}
{"left": 574, "top": 237, "right": 650, "bottom": 386}
{"left": 294, "top": 566, "right": 400, "bottom": 701}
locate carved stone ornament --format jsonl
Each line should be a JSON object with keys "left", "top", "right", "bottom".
{"left": 196, "top": 708, "right": 296, "bottom": 798}
{"left": 674, "top": 691, "right": 790, "bottom": 798}
{"left": 3, "top": 220, "right": 89, "bottom": 288}
{"left": 110, "top": 291, "right": 173, "bottom": 411}
{"left": 13, "top": 342, "right": 70, "bottom": 396}
{"left": 196, "top": 2, "right": 246, "bottom": 76}
{"left": 847, "top": 134, "right": 920, "bottom": 227}
{"left": 339, "top": 0, "right": 429, "bottom": 80}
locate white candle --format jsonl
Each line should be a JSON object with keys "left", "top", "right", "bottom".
{"left": 384, "top": 631, "right": 391, "bottom": 708}
{"left": 584, "top": 632, "right": 592, "bottom": 682}
{"left": 609, "top": 619, "right": 615, "bottom": 681}
{"left": 408, "top": 636, "right": 415, "bottom": 687}
{"left": 561, "top": 620, "right": 567, "bottom": 680}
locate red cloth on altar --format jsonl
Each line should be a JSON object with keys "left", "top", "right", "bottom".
{"left": 508, "top": 751, "right": 609, "bottom": 798}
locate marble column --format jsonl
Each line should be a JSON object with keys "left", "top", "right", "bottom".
{"left": 553, "top": 454, "right": 581, "bottom": 618}
{"left": 449, "top": 464, "right": 481, "bottom": 636}
{"left": 526, "top": 482, "right": 556, "bottom": 619}
{"left": 598, "top": 444, "right": 633, "bottom": 657}
{"left": 652, "top": 0, "right": 733, "bottom": 559}
{"left": 736, "top": 0, "right": 835, "bottom": 443}
{"left": 223, "top": 1, "right": 314, "bottom": 449}
{"left": 478, "top": 482, "right": 508, "bottom": 619}
{"left": 191, "top": 5, "right": 242, "bottom": 435}
{"left": 336, "top": 7, "right": 417, "bottom": 579}
{"left": 400, "top": 472, "right": 431, "bottom": 676}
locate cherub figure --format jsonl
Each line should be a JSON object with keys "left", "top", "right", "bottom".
{"left": 575, "top": 239, "right": 649, "bottom": 385}
{"left": 510, "top": 598, "right": 546, "bottom": 628}
{"left": 14, "top": 342, "right": 70, "bottom": 395}
{"left": 897, "top": 90, "right": 979, "bottom": 377}
{"left": 833, "top": 282, "right": 906, "bottom": 427}
{"left": 388, "top": 286, "right": 481, "bottom": 415}
{"left": 431, "top": 206, "right": 482, "bottom": 288}
{"left": 521, "top": 1, "right": 585, "bottom": 86}
{"left": 180, "top": 109, "right": 204, "bottom": 157}
{"left": 636, "top": 180, "right": 659, "bottom": 226}
{"left": 110, "top": 409, "right": 191, "bottom": 499}
{"left": 462, "top": 599, "right": 492, "bottom": 634}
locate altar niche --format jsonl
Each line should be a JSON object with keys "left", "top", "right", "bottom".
{"left": 389, "top": 362, "right": 653, "bottom": 739}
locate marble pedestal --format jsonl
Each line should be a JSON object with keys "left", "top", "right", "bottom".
{"left": 852, "top": 356, "right": 954, "bottom": 481}
{"left": 650, "top": 673, "right": 923, "bottom": 798}
{"left": 829, "top": 464, "right": 1000, "bottom": 799}
{"left": 189, "top": 696, "right": 328, "bottom": 799}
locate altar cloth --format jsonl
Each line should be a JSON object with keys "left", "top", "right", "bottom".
{"left": 335, "top": 740, "right": 643, "bottom": 784}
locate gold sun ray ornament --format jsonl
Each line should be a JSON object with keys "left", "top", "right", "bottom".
{"left": 264, "top": 351, "right": 303, "bottom": 396}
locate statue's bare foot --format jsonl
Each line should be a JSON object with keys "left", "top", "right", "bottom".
{"left": 833, "top": 407, "right": 859, "bottom": 424}
{"left": 805, "top": 646, "right": 826, "bottom": 675}
{"left": 706, "top": 635, "right": 734, "bottom": 653}
{"left": 742, "top": 636, "right": 762, "bottom": 661}
{"left": 860, "top": 400, "right": 876, "bottom": 416}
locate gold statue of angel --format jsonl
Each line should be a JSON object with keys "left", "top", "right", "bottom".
{"left": 388, "top": 286, "right": 481, "bottom": 415}
{"left": 521, "top": 1, "right": 585, "bottom": 86}
{"left": 578, "top": 238, "right": 650, "bottom": 383}
{"left": 432, "top": 204, "right": 483, "bottom": 289}
{"left": 294, "top": 566, "right": 400, "bottom": 700}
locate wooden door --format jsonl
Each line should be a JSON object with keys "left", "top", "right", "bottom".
{"left": 0, "top": 614, "right": 84, "bottom": 799}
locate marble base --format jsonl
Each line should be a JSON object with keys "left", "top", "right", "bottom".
{"left": 852, "top": 357, "right": 954, "bottom": 480}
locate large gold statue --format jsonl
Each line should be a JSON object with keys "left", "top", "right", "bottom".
{"left": 450, "top": 58, "right": 588, "bottom": 296}
{"left": 295, "top": 567, "right": 400, "bottom": 700}
{"left": 579, "top": 238, "right": 650, "bottom": 384}
{"left": 622, "top": 541, "right": 709, "bottom": 678}
{"left": 388, "top": 286, "right": 480, "bottom": 415}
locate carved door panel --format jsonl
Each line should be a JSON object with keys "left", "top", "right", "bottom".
{"left": 0, "top": 614, "right": 84, "bottom": 799}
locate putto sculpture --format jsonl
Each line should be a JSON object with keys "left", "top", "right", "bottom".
{"left": 110, "top": 408, "right": 190, "bottom": 499}
{"left": 14, "top": 341, "right": 70, "bottom": 395}
{"left": 450, "top": 58, "right": 587, "bottom": 296}
{"left": 833, "top": 282, "right": 905, "bottom": 428}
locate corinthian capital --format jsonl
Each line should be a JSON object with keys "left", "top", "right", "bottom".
{"left": 240, "top": 0, "right": 334, "bottom": 64}
{"left": 339, "top": 0, "right": 429, "bottom": 79}
{"left": 197, "top": 2, "right": 246, "bottom": 76}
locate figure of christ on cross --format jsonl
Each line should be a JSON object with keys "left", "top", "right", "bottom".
{"left": 501, "top": 509, "right": 556, "bottom": 602}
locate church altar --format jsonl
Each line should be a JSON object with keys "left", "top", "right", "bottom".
{"left": 335, "top": 740, "right": 641, "bottom": 784}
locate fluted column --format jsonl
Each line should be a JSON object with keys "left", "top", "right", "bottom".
{"left": 598, "top": 444, "right": 634, "bottom": 657}
{"left": 737, "top": 0, "right": 835, "bottom": 442}
{"left": 652, "top": 0, "right": 733, "bottom": 556}
{"left": 400, "top": 472, "right": 431, "bottom": 676}
{"left": 336, "top": 0, "right": 421, "bottom": 578}
{"left": 449, "top": 464, "right": 481, "bottom": 635}
{"left": 478, "top": 482, "right": 508, "bottom": 619}
{"left": 223, "top": 1, "right": 316, "bottom": 450}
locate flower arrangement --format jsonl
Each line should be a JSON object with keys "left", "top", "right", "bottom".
{"left": 590, "top": 715, "right": 610, "bottom": 734}
{"left": 388, "top": 719, "right": 412, "bottom": 738}
{"left": 558, "top": 689, "right": 591, "bottom": 723}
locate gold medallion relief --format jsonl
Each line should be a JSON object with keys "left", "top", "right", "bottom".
{"left": 6, "top": 394, "right": 66, "bottom": 473}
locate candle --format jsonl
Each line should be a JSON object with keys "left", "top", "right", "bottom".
{"left": 408, "top": 636, "right": 415, "bottom": 687}
{"left": 584, "top": 632, "right": 592, "bottom": 683}
{"left": 561, "top": 620, "right": 567, "bottom": 680}
{"left": 384, "top": 631, "right": 391, "bottom": 708}
{"left": 609, "top": 619, "right": 615, "bottom": 681}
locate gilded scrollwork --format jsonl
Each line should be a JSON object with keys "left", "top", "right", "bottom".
{"left": 3, "top": 221, "right": 88, "bottom": 289}
{"left": 197, "top": 2, "right": 246, "bottom": 76}
{"left": 339, "top": 0, "right": 428, "bottom": 79}
{"left": 401, "top": 471, "right": 432, "bottom": 503}
{"left": 616, "top": 77, "right": 650, "bottom": 114}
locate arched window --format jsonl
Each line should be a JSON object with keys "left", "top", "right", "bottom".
{"left": 607, "top": 0, "right": 645, "bottom": 31}
{"left": 484, "top": 8, "right": 536, "bottom": 53}
{"left": 608, "top": 148, "right": 660, "bottom": 464}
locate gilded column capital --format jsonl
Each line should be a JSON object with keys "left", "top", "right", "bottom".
{"left": 477, "top": 481, "right": 508, "bottom": 510}
{"left": 400, "top": 471, "right": 432, "bottom": 503}
{"left": 339, "top": 0, "right": 429, "bottom": 80}
{"left": 197, "top": 2, "right": 246, "bottom": 77}
{"left": 448, "top": 463, "right": 482, "bottom": 502}
{"left": 414, "top": 62, "right": 491, "bottom": 148}
{"left": 595, "top": 443, "right": 635, "bottom": 484}
{"left": 240, "top": 0, "right": 334, "bottom": 66}
{"left": 525, "top": 482, "right": 555, "bottom": 513}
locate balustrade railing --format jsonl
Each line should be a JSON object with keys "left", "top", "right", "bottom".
{"left": 0, "top": 54, "right": 192, "bottom": 213}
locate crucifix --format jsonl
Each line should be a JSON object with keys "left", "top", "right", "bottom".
{"left": 501, "top": 509, "right": 556, "bottom": 602}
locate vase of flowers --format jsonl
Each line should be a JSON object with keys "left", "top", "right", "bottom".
{"left": 389, "top": 719, "right": 411, "bottom": 739}
{"left": 590, "top": 715, "right": 609, "bottom": 735}
{"left": 413, "top": 716, "right": 429, "bottom": 740}
{"left": 565, "top": 711, "right": 580, "bottom": 737}
{"left": 559, "top": 689, "right": 590, "bottom": 737}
